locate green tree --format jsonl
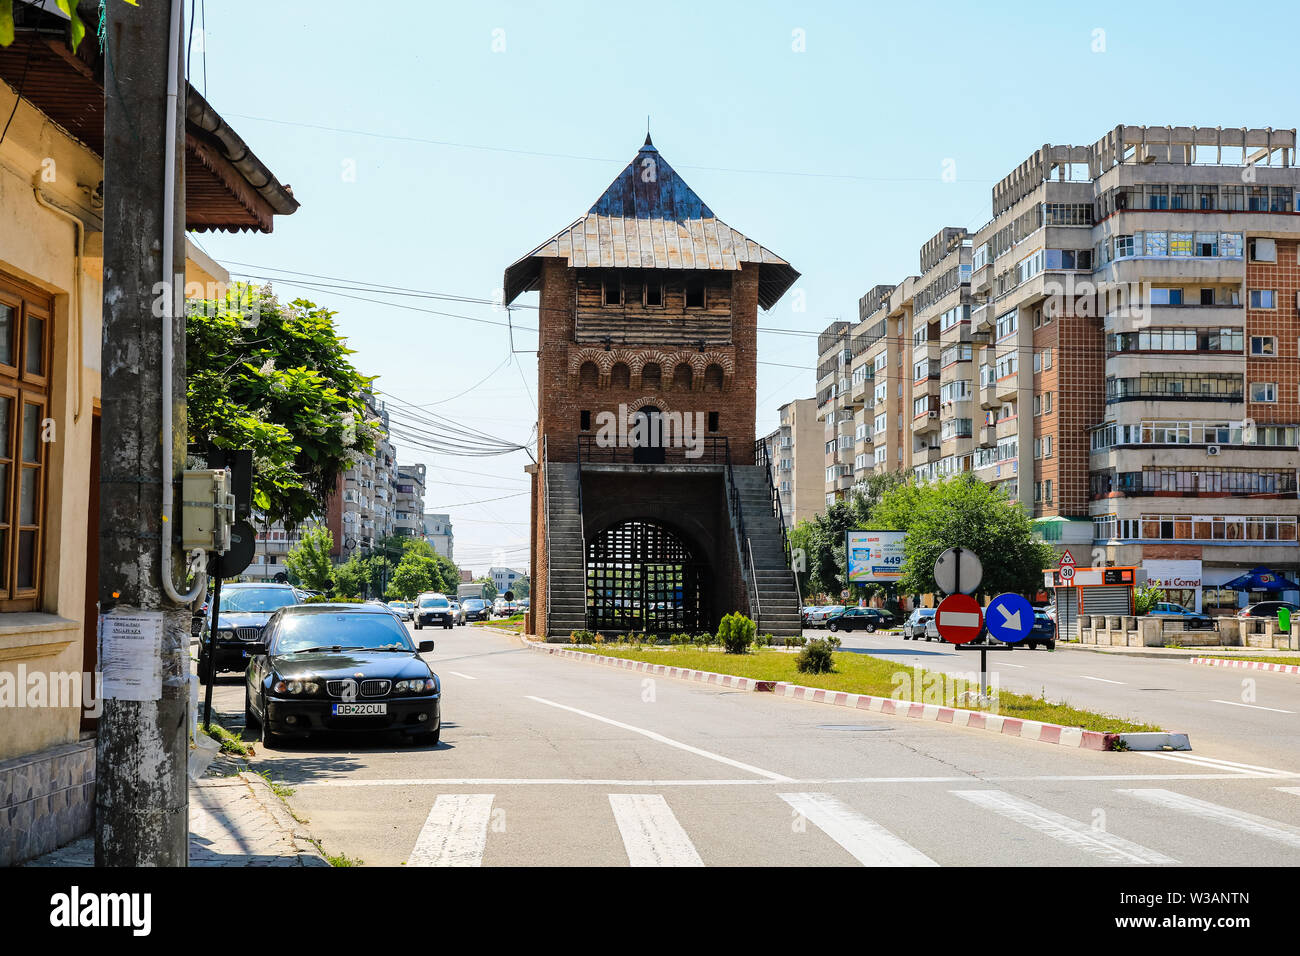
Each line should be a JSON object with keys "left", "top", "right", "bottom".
{"left": 386, "top": 551, "right": 445, "bottom": 601}
{"left": 187, "top": 284, "right": 378, "bottom": 528}
{"left": 285, "top": 525, "right": 335, "bottom": 593}
{"left": 476, "top": 577, "right": 498, "bottom": 603}
{"left": 332, "top": 552, "right": 368, "bottom": 599}
{"left": 874, "top": 475, "right": 1055, "bottom": 598}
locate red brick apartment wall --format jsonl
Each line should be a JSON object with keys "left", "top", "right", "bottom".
{"left": 1246, "top": 238, "right": 1300, "bottom": 423}
{"left": 1041, "top": 305, "right": 1104, "bottom": 517}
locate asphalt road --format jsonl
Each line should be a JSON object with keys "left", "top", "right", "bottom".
{"left": 202, "top": 623, "right": 1300, "bottom": 867}
{"left": 822, "top": 627, "right": 1300, "bottom": 768}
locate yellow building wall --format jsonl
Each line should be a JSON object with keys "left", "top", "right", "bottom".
{"left": 0, "top": 83, "right": 227, "bottom": 763}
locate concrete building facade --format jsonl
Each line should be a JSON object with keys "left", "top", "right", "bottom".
{"left": 822, "top": 123, "right": 1300, "bottom": 615}
{"left": 422, "top": 512, "right": 454, "bottom": 559}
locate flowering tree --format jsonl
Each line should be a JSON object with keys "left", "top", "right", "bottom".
{"left": 187, "top": 284, "right": 377, "bottom": 528}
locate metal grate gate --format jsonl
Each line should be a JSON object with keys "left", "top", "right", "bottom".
{"left": 587, "top": 520, "right": 705, "bottom": 633}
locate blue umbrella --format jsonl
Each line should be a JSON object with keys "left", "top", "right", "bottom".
{"left": 1220, "top": 566, "right": 1300, "bottom": 591}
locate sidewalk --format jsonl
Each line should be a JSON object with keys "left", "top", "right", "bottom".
{"left": 24, "top": 738, "right": 329, "bottom": 867}
{"left": 1055, "top": 641, "right": 1300, "bottom": 661}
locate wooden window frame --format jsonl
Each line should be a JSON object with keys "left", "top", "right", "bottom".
{"left": 0, "top": 273, "right": 52, "bottom": 612}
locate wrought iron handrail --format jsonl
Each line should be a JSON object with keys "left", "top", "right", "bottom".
{"left": 575, "top": 434, "right": 731, "bottom": 465}
{"left": 747, "top": 536, "right": 762, "bottom": 633}
{"left": 576, "top": 434, "right": 588, "bottom": 631}
{"left": 542, "top": 435, "right": 552, "bottom": 634}
{"left": 754, "top": 438, "right": 801, "bottom": 604}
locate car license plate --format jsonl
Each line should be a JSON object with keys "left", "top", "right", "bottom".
{"left": 332, "top": 703, "right": 387, "bottom": 716}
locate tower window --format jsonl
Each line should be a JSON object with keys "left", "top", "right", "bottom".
{"left": 645, "top": 283, "right": 663, "bottom": 307}
{"left": 580, "top": 410, "right": 591, "bottom": 431}
{"left": 603, "top": 277, "right": 621, "bottom": 306}
{"left": 708, "top": 412, "right": 719, "bottom": 432}
{"left": 685, "top": 284, "right": 705, "bottom": 309}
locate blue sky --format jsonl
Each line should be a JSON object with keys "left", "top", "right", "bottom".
{"left": 192, "top": 0, "right": 1298, "bottom": 571}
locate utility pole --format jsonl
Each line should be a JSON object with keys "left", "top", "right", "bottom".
{"left": 96, "top": 0, "right": 191, "bottom": 866}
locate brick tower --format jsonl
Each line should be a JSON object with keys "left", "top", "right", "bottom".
{"left": 505, "top": 136, "right": 802, "bottom": 639}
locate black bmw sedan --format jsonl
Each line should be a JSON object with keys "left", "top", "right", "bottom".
{"left": 244, "top": 604, "right": 441, "bottom": 748}
{"left": 198, "top": 583, "right": 303, "bottom": 682}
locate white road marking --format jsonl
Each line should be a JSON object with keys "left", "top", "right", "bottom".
{"left": 1137, "top": 753, "right": 1279, "bottom": 776}
{"left": 778, "top": 792, "right": 937, "bottom": 866}
{"left": 1209, "top": 698, "right": 1295, "bottom": 714}
{"left": 1120, "top": 788, "right": 1300, "bottom": 849}
{"left": 524, "top": 695, "right": 792, "bottom": 781}
{"left": 445, "top": 671, "right": 477, "bottom": 680}
{"left": 608, "top": 794, "right": 704, "bottom": 867}
{"left": 1078, "top": 675, "right": 1126, "bottom": 685}
{"left": 408, "top": 794, "right": 495, "bottom": 866}
{"left": 293, "top": 770, "right": 1298, "bottom": 788}
{"left": 950, "top": 789, "right": 1177, "bottom": 865}
{"left": 997, "top": 662, "right": 1027, "bottom": 668}
{"left": 1141, "top": 754, "right": 1294, "bottom": 777}
{"left": 1274, "top": 787, "right": 1300, "bottom": 797}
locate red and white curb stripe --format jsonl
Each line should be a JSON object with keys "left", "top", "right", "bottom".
{"left": 525, "top": 642, "right": 1125, "bottom": 752}
{"left": 1190, "top": 656, "right": 1300, "bottom": 676}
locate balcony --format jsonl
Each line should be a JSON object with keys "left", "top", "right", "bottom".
{"left": 995, "top": 375, "right": 1018, "bottom": 403}
{"left": 978, "top": 424, "right": 997, "bottom": 448}
{"left": 911, "top": 409, "right": 941, "bottom": 435}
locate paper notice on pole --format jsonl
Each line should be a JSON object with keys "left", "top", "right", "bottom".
{"left": 99, "top": 610, "right": 164, "bottom": 701}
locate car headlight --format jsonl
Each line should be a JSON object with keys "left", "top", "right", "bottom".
{"left": 273, "top": 679, "right": 322, "bottom": 695}
{"left": 394, "top": 678, "right": 436, "bottom": 694}
{"left": 216, "top": 628, "right": 236, "bottom": 641}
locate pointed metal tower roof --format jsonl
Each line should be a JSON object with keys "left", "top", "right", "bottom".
{"left": 504, "top": 138, "right": 798, "bottom": 310}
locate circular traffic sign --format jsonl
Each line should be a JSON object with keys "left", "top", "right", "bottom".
{"left": 985, "top": 592, "right": 1034, "bottom": 644}
{"left": 1058, "top": 565, "right": 1075, "bottom": 583}
{"left": 936, "top": 593, "right": 984, "bottom": 645}
{"left": 933, "top": 547, "right": 983, "bottom": 595}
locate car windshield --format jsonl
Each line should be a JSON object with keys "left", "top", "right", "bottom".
{"left": 272, "top": 612, "right": 414, "bottom": 654}
{"left": 420, "top": 596, "right": 449, "bottom": 608}
{"left": 221, "top": 588, "right": 299, "bottom": 613}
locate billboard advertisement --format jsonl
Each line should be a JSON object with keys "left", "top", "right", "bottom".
{"left": 846, "top": 529, "right": 906, "bottom": 583}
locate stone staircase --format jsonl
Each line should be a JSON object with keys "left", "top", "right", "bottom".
{"left": 543, "top": 462, "right": 588, "bottom": 637}
{"left": 727, "top": 465, "right": 803, "bottom": 636}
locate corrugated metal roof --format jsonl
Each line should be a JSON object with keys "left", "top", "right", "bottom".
{"left": 504, "top": 136, "right": 798, "bottom": 309}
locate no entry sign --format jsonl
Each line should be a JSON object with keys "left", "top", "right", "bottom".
{"left": 936, "top": 593, "right": 984, "bottom": 645}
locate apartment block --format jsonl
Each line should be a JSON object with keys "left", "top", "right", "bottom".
{"left": 760, "top": 398, "right": 822, "bottom": 528}
{"left": 823, "top": 124, "right": 1300, "bottom": 613}
{"left": 395, "top": 464, "right": 427, "bottom": 539}
{"left": 423, "top": 512, "right": 454, "bottom": 560}
{"left": 326, "top": 390, "right": 398, "bottom": 557}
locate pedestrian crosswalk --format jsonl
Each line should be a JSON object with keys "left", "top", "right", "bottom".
{"left": 399, "top": 784, "right": 1300, "bottom": 867}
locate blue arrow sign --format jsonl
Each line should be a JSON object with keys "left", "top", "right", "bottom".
{"left": 985, "top": 592, "right": 1035, "bottom": 644}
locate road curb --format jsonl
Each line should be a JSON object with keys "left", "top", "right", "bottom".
{"left": 236, "top": 772, "right": 331, "bottom": 866}
{"left": 1189, "top": 656, "right": 1300, "bottom": 676}
{"left": 524, "top": 641, "right": 1163, "bottom": 753}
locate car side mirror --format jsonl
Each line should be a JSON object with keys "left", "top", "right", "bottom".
{"left": 418, "top": 640, "right": 435, "bottom": 653}
{"left": 246, "top": 642, "right": 268, "bottom": 657}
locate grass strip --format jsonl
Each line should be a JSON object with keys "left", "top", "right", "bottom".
{"left": 573, "top": 645, "right": 1160, "bottom": 734}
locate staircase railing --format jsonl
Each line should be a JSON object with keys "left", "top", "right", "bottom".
{"left": 754, "top": 438, "right": 802, "bottom": 606}
{"left": 722, "top": 437, "right": 762, "bottom": 624}
{"left": 576, "top": 434, "right": 588, "bottom": 631}
{"left": 542, "top": 435, "right": 552, "bottom": 635}
{"left": 747, "top": 536, "right": 762, "bottom": 633}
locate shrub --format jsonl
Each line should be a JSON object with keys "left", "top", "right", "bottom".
{"left": 569, "top": 629, "right": 597, "bottom": 644}
{"left": 717, "top": 612, "right": 757, "bottom": 654}
{"left": 795, "top": 637, "right": 837, "bottom": 674}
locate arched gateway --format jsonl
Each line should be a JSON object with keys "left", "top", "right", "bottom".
{"left": 504, "top": 135, "right": 804, "bottom": 639}
{"left": 587, "top": 520, "right": 706, "bottom": 634}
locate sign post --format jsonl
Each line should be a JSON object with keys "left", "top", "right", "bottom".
{"left": 933, "top": 547, "right": 1007, "bottom": 701}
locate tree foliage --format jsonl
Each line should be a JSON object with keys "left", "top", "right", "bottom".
{"left": 285, "top": 526, "right": 335, "bottom": 593}
{"left": 187, "top": 284, "right": 378, "bottom": 528}
{"left": 877, "top": 475, "right": 1055, "bottom": 598}
{"left": 792, "top": 471, "right": 1052, "bottom": 601}
{"left": 382, "top": 538, "right": 460, "bottom": 600}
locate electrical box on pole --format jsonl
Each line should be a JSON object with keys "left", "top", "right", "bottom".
{"left": 181, "top": 469, "right": 235, "bottom": 553}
